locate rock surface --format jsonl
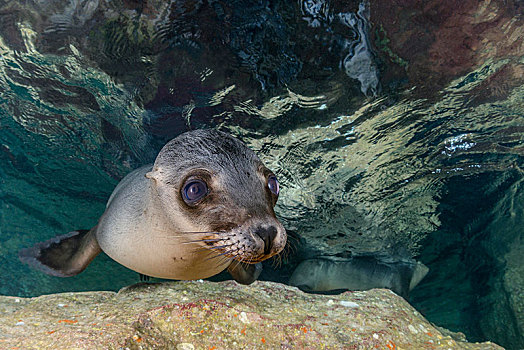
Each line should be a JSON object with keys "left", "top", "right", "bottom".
{"left": 370, "top": 0, "right": 524, "bottom": 94}
{"left": 0, "top": 281, "right": 503, "bottom": 349}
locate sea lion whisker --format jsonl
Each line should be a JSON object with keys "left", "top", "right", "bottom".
{"left": 230, "top": 254, "right": 246, "bottom": 266}
{"left": 204, "top": 249, "right": 236, "bottom": 262}
{"left": 159, "top": 231, "right": 222, "bottom": 238}
{"left": 201, "top": 252, "right": 233, "bottom": 268}
{"left": 230, "top": 252, "right": 249, "bottom": 264}
{"left": 270, "top": 252, "right": 283, "bottom": 268}
{"left": 205, "top": 244, "right": 235, "bottom": 250}
{"left": 177, "top": 245, "right": 227, "bottom": 259}
{"left": 226, "top": 259, "right": 243, "bottom": 275}
{"left": 181, "top": 238, "right": 224, "bottom": 245}
{"left": 279, "top": 233, "right": 298, "bottom": 259}
{"left": 269, "top": 233, "right": 296, "bottom": 268}
{"left": 179, "top": 231, "right": 222, "bottom": 235}
{"left": 164, "top": 239, "right": 227, "bottom": 247}
{"left": 187, "top": 243, "right": 235, "bottom": 252}
{"left": 244, "top": 255, "right": 255, "bottom": 265}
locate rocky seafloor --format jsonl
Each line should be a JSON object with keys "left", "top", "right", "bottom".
{"left": 0, "top": 281, "right": 503, "bottom": 349}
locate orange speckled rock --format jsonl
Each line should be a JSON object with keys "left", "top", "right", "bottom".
{"left": 0, "top": 281, "right": 503, "bottom": 349}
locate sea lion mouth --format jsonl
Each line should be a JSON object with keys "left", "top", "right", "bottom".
{"left": 199, "top": 236, "right": 272, "bottom": 264}
{"left": 197, "top": 222, "right": 287, "bottom": 264}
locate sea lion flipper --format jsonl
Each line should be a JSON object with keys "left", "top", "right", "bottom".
{"left": 227, "top": 261, "right": 263, "bottom": 285}
{"left": 19, "top": 229, "right": 102, "bottom": 277}
{"left": 409, "top": 262, "right": 429, "bottom": 291}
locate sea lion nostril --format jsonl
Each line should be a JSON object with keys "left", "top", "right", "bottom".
{"left": 254, "top": 226, "right": 277, "bottom": 255}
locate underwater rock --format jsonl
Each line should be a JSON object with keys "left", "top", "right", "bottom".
{"left": 0, "top": 280, "right": 502, "bottom": 349}
{"left": 289, "top": 256, "right": 429, "bottom": 297}
{"left": 370, "top": 0, "right": 524, "bottom": 93}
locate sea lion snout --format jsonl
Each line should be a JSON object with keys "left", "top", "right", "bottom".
{"left": 211, "top": 218, "right": 286, "bottom": 264}
{"left": 254, "top": 225, "right": 278, "bottom": 255}
{"left": 251, "top": 219, "right": 287, "bottom": 260}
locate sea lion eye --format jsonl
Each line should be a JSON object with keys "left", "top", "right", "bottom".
{"left": 182, "top": 180, "right": 208, "bottom": 204}
{"left": 268, "top": 175, "right": 279, "bottom": 196}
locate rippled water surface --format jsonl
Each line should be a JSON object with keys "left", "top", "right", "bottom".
{"left": 0, "top": 0, "right": 522, "bottom": 348}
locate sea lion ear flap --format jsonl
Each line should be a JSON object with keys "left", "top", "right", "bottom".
{"left": 145, "top": 170, "right": 157, "bottom": 181}
{"left": 227, "top": 261, "right": 263, "bottom": 285}
{"left": 18, "top": 229, "right": 102, "bottom": 277}
{"left": 145, "top": 167, "right": 162, "bottom": 183}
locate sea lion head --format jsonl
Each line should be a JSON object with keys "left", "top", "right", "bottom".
{"left": 146, "top": 129, "right": 287, "bottom": 264}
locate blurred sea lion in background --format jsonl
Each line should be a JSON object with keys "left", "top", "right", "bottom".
{"left": 289, "top": 255, "right": 429, "bottom": 297}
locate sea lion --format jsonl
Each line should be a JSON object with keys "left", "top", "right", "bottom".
{"left": 289, "top": 256, "right": 429, "bottom": 297}
{"left": 19, "top": 129, "right": 287, "bottom": 284}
